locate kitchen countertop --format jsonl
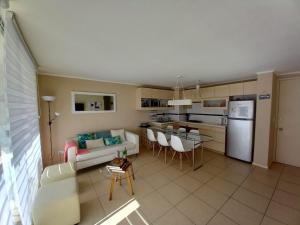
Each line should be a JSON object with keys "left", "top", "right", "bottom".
{"left": 149, "top": 121, "right": 226, "bottom": 129}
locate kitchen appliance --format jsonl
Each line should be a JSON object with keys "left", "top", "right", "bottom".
{"left": 226, "top": 100, "right": 255, "bottom": 162}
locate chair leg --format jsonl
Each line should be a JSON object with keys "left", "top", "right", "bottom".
{"left": 158, "top": 145, "right": 162, "bottom": 158}
{"left": 170, "top": 151, "right": 177, "bottom": 164}
{"left": 164, "top": 147, "right": 167, "bottom": 164}
{"left": 180, "top": 153, "right": 183, "bottom": 170}
{"left": 109, "top": 173, "right": 116, "bottom": 200}
{"left": 152, "top": 142, "right": 155, "bottom": 156}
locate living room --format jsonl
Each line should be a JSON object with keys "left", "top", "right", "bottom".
{"left": 1, "top": 1, "right": 300, "bottom": 225}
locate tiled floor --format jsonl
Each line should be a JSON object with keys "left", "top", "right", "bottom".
{"left": 78, "top": 147, "right": 300, "bottom": 225}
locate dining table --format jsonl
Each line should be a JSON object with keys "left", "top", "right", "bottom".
{"left": 151, "top": 127, "right": 214, "bottom": 170}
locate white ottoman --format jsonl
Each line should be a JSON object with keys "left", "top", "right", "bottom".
{"left": 32, "top": 177, "right": 80, "bottom": 225}
{"left": 40, "top": 162, "right": 76, "bottom": 186}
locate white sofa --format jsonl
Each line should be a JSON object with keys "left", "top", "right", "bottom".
{"left": 32, "top": 163, "right": 80, "bottom": 225}
{"left": 66, "top": 130, "right": 139, "bottom": 170}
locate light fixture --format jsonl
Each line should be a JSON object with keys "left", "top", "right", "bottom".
{"left": 196, "top": 80, "right": 201, "bottom": 98}
{"left": 168, "top": 75, "right": 192, "bottom": 106}
{"left": 42, "top": 96, "right": 59, "bottom": 164}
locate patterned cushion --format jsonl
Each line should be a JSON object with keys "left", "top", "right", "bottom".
{"left": 104, "top": 135, "right": 122, "bottom": 146}
{"left": 95, "top": 130, "right": 112, "bottom": 139}
{"left": 77, "top": 133, "right": 95, "bottom": 149}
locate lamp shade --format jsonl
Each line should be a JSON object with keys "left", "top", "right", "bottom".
{"left": 41, "top": 96, "right": 56, "bottom": 102}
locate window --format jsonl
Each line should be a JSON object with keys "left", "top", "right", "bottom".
{"left": 0, "top": 11, "right": 41, "bottom": 225}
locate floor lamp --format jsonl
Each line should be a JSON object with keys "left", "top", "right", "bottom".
{"left": 42, "top": 96, "right": 59, "bottom": 164}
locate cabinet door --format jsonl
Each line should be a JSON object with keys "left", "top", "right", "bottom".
{"left": 140, "top": 88, "right": 153, "bottom": 98}
{"left": 214, "top": 85, "right": 229, "bottom": 97}
{"left": 183, "top": 89, "right": 194, "bottom": 99}
{"left": 243, "top": 81, "right": 257, "bottom": 95}
{"left": 201, "top": 87, "right": 214, "bottom": 98}
{"left": 229, "top": 83, "right": 243, "bottom": 96}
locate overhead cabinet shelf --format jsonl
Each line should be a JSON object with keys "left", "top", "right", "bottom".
{"left": 136, "top": 81, "right": 257, "bottom": 110}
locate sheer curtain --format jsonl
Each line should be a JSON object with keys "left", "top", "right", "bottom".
{"left": 0, "top": 11, "right": 42, "bottom": 225}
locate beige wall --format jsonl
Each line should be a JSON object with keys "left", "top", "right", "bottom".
{"left": 38, "top": 74, "right": 149, "bottom": 166}
{"left": 253, "top": 71, "right": 277, "bottom": 168}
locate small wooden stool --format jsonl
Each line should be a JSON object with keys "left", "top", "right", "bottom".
{"left": 107, "top": 161, "right": 135, "bottom": 200}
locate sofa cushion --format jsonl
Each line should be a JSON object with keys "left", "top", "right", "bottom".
{"left": 76, "top": 141, "right": 135, "bottom": 161}
{"left": 77, "top": 132, "right": 95, "bottom": 149}
{"left": 86, "top": 138, "right": 105, "bottom": 149}
{"left": 111, "top": 129, "right": 125, "bottom": 142}
{"left": 104, "top": 135, "right": 122, "bottom": 146}
{"left": 40, "top": 162, "right": 76, "bottom": 186}
{"left": 95, "top": 130, "right": 112, "bottom": 139}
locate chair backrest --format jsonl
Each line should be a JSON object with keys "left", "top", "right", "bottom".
{"left": 178, "top": 127, "right": 186, "bottom": 133}
{"left": 147, "top": 128, "right": 156, "bottom": 142}
{"left": 189, "top": 129, "right": 199, "bottom": 134}
{"left": 157, "top": 132, "right": 169, "bottom": 147}
{"left": 170, "top": 135, "right": 185, "bottom": 152}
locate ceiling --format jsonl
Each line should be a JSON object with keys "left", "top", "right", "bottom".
{"left": 9, "top": 0, "right": 300, "bottom": 87}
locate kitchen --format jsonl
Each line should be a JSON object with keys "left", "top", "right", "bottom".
{"left": 137, "top": 73, "right": 275, "bottom": 168}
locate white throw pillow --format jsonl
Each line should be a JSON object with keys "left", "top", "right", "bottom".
{"left": 111, "top": 129, "right": 125, "bottom": 142}
{"left": 86, "top": 138, "right": 105, "bottom": 149}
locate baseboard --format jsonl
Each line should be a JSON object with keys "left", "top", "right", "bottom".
{"left": 252, "top": 162, "right": 269, "bottom": 169}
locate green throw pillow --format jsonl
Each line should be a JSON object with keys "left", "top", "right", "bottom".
{"left": 104, "top": 135, "right": 122, "bottom": 146}
{"left": 77, "top": 133, "right": 95, "bottom": 149}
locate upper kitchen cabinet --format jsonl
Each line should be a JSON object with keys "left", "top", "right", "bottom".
{"left": 243, "top": 81, "right": 257, "bottom": 95}
{"left": 229, "top": 83, "right": 243, "bottom": 96}
{"left": 214, "top": 85, "right": 230, "bottom": 97}
{"left": 184, "top": 89, "right": 200, "bottom": 101}
{"left": 136, "top": 88, "right": 173, "bottom": 110}
{"left": 201, "top": 87, "right": 214, "bottom": 98}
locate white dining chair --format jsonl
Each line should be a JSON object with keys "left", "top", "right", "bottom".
{"left": 177, "top": 127, "right": 186, "bottom": 133}
{"left": 147, "top": 128, "right": 157, "bottom": 156}
{"left": 157, "top": 131, "right": 171, "bottom": 164}
{"left": 170, "top": 135, "right": 193, "bottom": 170}
{"left": 188, "top": 129, "right": 201, "bottom": 148}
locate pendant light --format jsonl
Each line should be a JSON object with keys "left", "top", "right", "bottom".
{"left": 168, "top": 75, "right": 192, "bottom": 106}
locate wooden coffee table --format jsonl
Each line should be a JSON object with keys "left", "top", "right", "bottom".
{"left": 107, "top": 158, "right": 135, "bottom": 200}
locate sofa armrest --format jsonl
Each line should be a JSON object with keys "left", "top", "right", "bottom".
{"left": 125, "top": 131, "right": 139, "bottom": 144}
{"left": 67, "top": 146, "right": 77, "bottom": 162}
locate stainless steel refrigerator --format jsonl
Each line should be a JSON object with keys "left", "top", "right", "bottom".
{"left": 226, "top": 100, "right": 255, "bottom": 162}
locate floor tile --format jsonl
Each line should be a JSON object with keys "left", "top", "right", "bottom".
{"left": 207, "top": 177, "right": 238, "bottom": 196}
{"left": 98, "top": 188, "right": 132, "bottom": 214}
{"left": 281, "top": 173, "right": 300, "bottom": 186}
{"left": 219, "top": 169, "right": 247, "bottom": 185}
{"left": 88, "top": 167, "right": 107, "bottom": 183}
{"left": 79, "top": 199, "right": 106, "bottom": 225}
{"left": 221, "top": 199, "right": 263, "bottom": 225}
{"left": 232, "top": 187, "right": 270, "bottom": 213}
{"left": 248, "top": 171, "right": 278, "bottom": 187}
{"left": 277, "top": 180, "right": 300, "bottom": 197}
{"left": 266, "top": 201, "right": 300, "bottom": 225}
{"left": 194, "top": 185, "right": 229, "bottom": 210}
{"left": 260, "top": 216, "right": 285, "bottom": 225}
{"left": 272, "top": 189, "right": 300, "bottom": 211}
{"left": 226, "top": 161, "right": 253, "bottom": 176}
{"left": 177, "top": 195, "right": 216, "bottom": 225}
{"left": 79, "top": 182, "right": 98, "bottom": 203}
{"left": 207, "top": 213, "right": 238, "bottom": 225}
{"left": 161, "top": 166, "right": 187, "bottom": 180}
{"left": 92, "top": 178, "right": 112, "bottom": 197}
{"left": 201, "top": 164, "right": 223, "bottom": 176}
{"left": 122, "top": 177, "right": 155, "bottom": 198}
{"left": 153, "top": 208, "right": 193, "bottom": 225}
{"left": 144, "top": 172, "right": 171, "bottom": 189}
{"left": 139, "top": 192, "right": 172, "bottom": 222}
{"left": 283, "top": 165, "right": 300, "bottom": 178}
{"left": 157, "top": 182, "right": 189, "bottom": 205}
{"left": 242, "top": 177, "right": 274, "bottom": 198}
{"left": 174, "top": 174, "right": 203, "bottom": 192}
{"left": 187, "top": 169, "right": 213, "bottom": 183}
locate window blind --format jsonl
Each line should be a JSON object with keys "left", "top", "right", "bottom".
{"left": 0, "top": 11, "right": 42, "bottom": 225}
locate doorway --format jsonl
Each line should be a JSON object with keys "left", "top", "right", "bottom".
{"left": 276, "top": 76, "right": 300, "bottom": 167}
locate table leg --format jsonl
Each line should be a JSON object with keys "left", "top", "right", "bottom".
{"left": 164, "top": 147, "right": 167, "bottom": 164}
{"left": 130, "top": 164, "right": 135, "bottom": 180}
{"left": 119, "top": 174, "right": 122, "bottom": 186}
{"left": 109, "top": 173, "right": 116, "bottom": 200}
{"left": 126, "top": 171, "right": 134, "bottom": 195}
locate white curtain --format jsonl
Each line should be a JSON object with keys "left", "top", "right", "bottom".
{"left": 0, "top": 11, "right": 42, "bottom": 225}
